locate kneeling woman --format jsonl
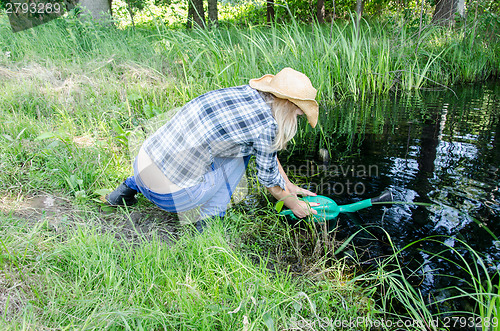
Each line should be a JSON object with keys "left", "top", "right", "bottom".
{"left": 106, "top": 67, "right": 319, "bottom": 231}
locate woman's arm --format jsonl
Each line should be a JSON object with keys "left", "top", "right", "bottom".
{"left": 276, "top": 158, "right": 317, "bottom": 197}
{"left": 267, "top": 157, "right": 319, "bottom": 219}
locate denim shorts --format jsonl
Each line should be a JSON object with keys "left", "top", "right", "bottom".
{"left": 125, "top": 156, "right": 250, "bottom": 219}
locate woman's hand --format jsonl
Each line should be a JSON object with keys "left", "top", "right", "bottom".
{"left": 267, "top": 185, "right": 320, "bottom": 219}
{"left": 287, "top": 197, "right": 319, "bottom": 219}
{"left": 286, "top": 182, "right": 317, "bottom": 198}
{"left": 285, "top": 183, "right": 319, "bottom": 218}
{"left": 272, "top": 157, "right": 320, "bottom": 218}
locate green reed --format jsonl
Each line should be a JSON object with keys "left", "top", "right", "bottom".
{"left": 349, "top": 227, "right": 500, "bottom": 330}
{"left": 1, "top": 12, "right": 498, "bottom": 104}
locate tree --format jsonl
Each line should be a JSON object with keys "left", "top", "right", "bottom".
{"left": 431, "top": 0, "right": 458, "bottom": 25}
{"left": 154, "top": 0, "right": 215, "bottom": 29}
{"left": 355, "top": 0, "right": 363, "bottom": 29}
{"left": 78, "top": 0, "right": 113, "bottom": 21}
{"left": 208, "top": 0, "right": 218, "bottom": 27}
{"left": 187, "top": 0, "right": 205, "bottom": 28}
{"left": 267, "top": 0, "right": 275, "bottom": 24}
{"left": 124, "top": 0, "right": 146, "bottom": 28}
{"left": 317, "top": 0, "right": 325, "bottom": 23}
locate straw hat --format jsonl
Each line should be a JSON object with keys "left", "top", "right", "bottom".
{"left": 249, "top": 67, "right": 319, "bottom": 128}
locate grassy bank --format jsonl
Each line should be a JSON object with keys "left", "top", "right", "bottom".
{"left": 1, "top": 11, "right": 499, "bottom": 329}
{"left": 1, "top": 211, "right": 376, "bottom": 329}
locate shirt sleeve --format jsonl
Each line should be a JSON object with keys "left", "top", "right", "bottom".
{"left": 253, "top": 123, "right": 286, "bottom": 190}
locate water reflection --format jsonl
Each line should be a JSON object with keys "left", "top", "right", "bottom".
{"left": 283, "top": 80, "right": 500, "bottom": 310}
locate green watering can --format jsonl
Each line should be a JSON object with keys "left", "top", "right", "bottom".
{"left": 279, "top": 190, "right": 394, "bottom": 222}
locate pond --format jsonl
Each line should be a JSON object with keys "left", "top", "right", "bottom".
{"left": 280, "top": 80, "right": 500, "bottom": 313}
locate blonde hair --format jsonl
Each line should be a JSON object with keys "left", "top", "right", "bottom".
{"left": 259, "top": 92, "right": 300, "bottom": 151}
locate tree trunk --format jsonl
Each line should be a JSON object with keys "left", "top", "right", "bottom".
{"left": 431, "top": 0, "right": 457, "bottom": 26}
{"left": 329, "top": 0, "right": 335, "bottom": 43}
{"left": 126, "top": 1, "right": 135, "bottom": 28}
{"left": 208, "top": 0, "right": 218, "bottom": 27}
{"left": 456, "top": 0, "right": 465, "bottom": 17}
{"left": 469, "top": 0, "right": 480, "bottom": 50}
{"left": 78, "top": 0, "right": 112, "bottom": 21}
{"left": 266, "top": 0, "right": 275, "bottom": 24}
{"left": 317, "top": 0, "right": 325, "bottom": 24}
{"left": 187, "top": 0, "right": 205, "bottom": 28}
{"left": 415, "top": 0, "right": 425, "bottom": 54}
{"left": 355, "top": 0, "right": 363, "bottom": 29}
{"left": 187, "top": 0, "right": 194, "bottom": 29}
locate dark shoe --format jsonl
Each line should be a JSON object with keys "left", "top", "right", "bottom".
{"left": 194, "top": 215, "right": 223, "bottom": 234}
{"left": 195, "top": 219, "right": 207, "bottom": 234}
{"left": 105, "top": 182, "right": 138, "bottom": 206}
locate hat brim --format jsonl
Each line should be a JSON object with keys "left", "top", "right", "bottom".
{"left": 290, "top": 99, "right": 319, "bottom": 128}
{"left": 250, "top": 74, "right": 319, "bottom": 128}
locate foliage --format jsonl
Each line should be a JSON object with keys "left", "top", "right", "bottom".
{"left": 127, "top": 0, "right": 147, "bottom": 11}
{"left": 111, "top": 0, "right": 500, "bottom": 28}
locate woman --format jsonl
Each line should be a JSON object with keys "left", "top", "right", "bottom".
{"left": 106, "top": 67, "right": 320, "bottom": 232}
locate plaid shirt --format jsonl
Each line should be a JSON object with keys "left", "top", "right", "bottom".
{"left": 142, "top": 85, "right": 286, "bottom": 190}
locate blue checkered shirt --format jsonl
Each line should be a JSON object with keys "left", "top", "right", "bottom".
{"left": 142, "top": 85, "right": 286, "bottom": 190}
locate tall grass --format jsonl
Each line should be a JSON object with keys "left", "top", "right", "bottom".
{"left": 429, "top": 237, "right": 500, "bottom": 330}
{"left": 350, "top": 229, "right": 500, "bottom": 331}
{"left": 0, "top": 211, "right": 377, "bottom": 329}
{"left": 1, "top": 12, "right": 499, "bottom": 104}
{"left": 155, "top": 20, "right": 498, "bottom": 103}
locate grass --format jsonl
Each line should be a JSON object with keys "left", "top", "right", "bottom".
{"left": 0, "top": 209, "right": 377, "bottom": 329}
{"left": 0, "top": 8, "right": 499, "bottom": 330}
{"left": 350, "top": 228, "right": 500, "bottom": 331}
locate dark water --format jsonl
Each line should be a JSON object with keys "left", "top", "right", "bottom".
{"left": 281, "top": 81, "right": 500, "bottom": 312}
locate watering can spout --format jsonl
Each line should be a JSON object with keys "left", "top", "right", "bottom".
{"left": 337, "top": 198, "right": 372, "bottom": 213}
{"left": 370, "top": 190, "right": 393, "bottom": 204}
{"left": 338, "top": 190, "right": 393, "bottom": 213}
